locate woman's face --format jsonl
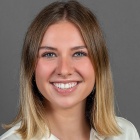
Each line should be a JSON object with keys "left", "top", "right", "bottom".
{"left": 35, "top": 21, "right": 95, "bottom": 109}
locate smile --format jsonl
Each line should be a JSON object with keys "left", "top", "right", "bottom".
{"left": 53, "top": 82, "right": 77, "bottom": 89}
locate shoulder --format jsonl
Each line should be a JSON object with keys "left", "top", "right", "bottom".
{"left": 0, "top": 123, "right": 22, "bottom": 140}
{"left": 109, "top": 117, "right": 140, "bottom": 140}
{"left": 0, "top": 123, "right": 54, "bottom": 140}
{"left": 116, "top": 117, "right": 139, "bottom": 132}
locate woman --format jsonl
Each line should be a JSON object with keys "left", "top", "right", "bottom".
{"left": 0, "top": 1, "right": 139, "bottom": 140}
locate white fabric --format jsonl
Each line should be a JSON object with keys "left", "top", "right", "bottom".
{"left": 0, "top": 117, "right": 139, "bottom": 140}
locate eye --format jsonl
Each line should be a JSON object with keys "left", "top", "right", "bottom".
{"left": 73, "top": 51, "right": 87, "bottom": 57}
{"left": 42, "top": 52, "right": 56, "bottom": 58}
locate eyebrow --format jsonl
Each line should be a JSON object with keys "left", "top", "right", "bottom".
{"left": 39, "top": 46, "right": 57, "bottom": 51}
{"left": 71, "top": 46, "right": 87, "bottom": 50}
{"left": 39, "top": 46, "right": 87, "bottom": 51}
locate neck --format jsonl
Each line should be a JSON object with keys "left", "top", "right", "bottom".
{"left": 45, "top": 100, "right": 90, "bottom": 140}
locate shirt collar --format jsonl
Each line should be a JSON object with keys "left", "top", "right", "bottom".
{"left": 90, "top": 128, "right": 105, "bottom": 140}
{"left": 46, "top": 128, "right": 106, "bottom": 140}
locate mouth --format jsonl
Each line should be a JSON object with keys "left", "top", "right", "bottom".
{"left": 50, "top": 81, "right": 80, "bottom": 95}
{"left": 53, "top": 82, "right": 78, "bottom": 89}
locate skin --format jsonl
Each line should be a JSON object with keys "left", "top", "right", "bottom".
{"left": 35, "top": 21, "right": 95, "bottom": 140}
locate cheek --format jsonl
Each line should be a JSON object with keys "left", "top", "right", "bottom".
{"left": 75, "top": 59, "right": 95, "bottom": 80}
{"left": 35, "top": 60, "right": 55, "bottom": 82}
{"left": 35, "top": 63, "right": 46, "bottom": 81}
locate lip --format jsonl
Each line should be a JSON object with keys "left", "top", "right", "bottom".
{"left": 50, "top": 79, "right": 80, "bottom": 83}
{"left": 50, "top": 81, "right": 81, "bottom": 96}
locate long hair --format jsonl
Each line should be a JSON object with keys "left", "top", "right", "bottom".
{"left": 5, "top": 1, "right": 121, "bottom": 139}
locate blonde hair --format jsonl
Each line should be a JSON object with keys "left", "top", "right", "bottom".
{"left": 5, "top": 1, "right": 121, "bottom": 139}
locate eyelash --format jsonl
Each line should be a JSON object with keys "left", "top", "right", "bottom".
{"left": 41, "top": 51, "right": 87, "bottom": 58}
{"left": 73, "top": 51, "right": 87, "bottom": 57}
{"left": 42, "top": 52, "right": 56, "bottom": 58}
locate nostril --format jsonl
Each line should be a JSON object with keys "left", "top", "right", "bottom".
{"left": 57, "top": 73, "right": 72, "bottom": 78}
{"left": 55, "top": 57, "right": 74, "bottom": 78}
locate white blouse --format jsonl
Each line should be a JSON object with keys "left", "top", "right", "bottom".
{"left": 0, "top": 117, "right": 139, "bottom": 140}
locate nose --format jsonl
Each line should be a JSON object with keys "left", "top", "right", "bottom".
{"left": 56, "top": 57, "right": 73, "bottom": 77}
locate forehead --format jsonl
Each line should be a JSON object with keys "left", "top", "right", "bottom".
{"left": 41, "top": 21, "right": 85, "bottom": 47}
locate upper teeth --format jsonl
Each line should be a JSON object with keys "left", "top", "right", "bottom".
{"left": 53, "top": 82, "right": 77, "bottom": 89}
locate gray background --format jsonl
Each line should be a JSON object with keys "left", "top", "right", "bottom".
{"left": 0, "top": 0, "right": 140, "bottom": 135}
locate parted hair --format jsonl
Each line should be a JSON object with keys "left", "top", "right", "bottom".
{"left": 5, "top": 1, "right": 121, "bottom": 139}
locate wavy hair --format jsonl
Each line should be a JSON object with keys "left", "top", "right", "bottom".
{"left": 5, "top": 1, "right": 121, "bottom": 139}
